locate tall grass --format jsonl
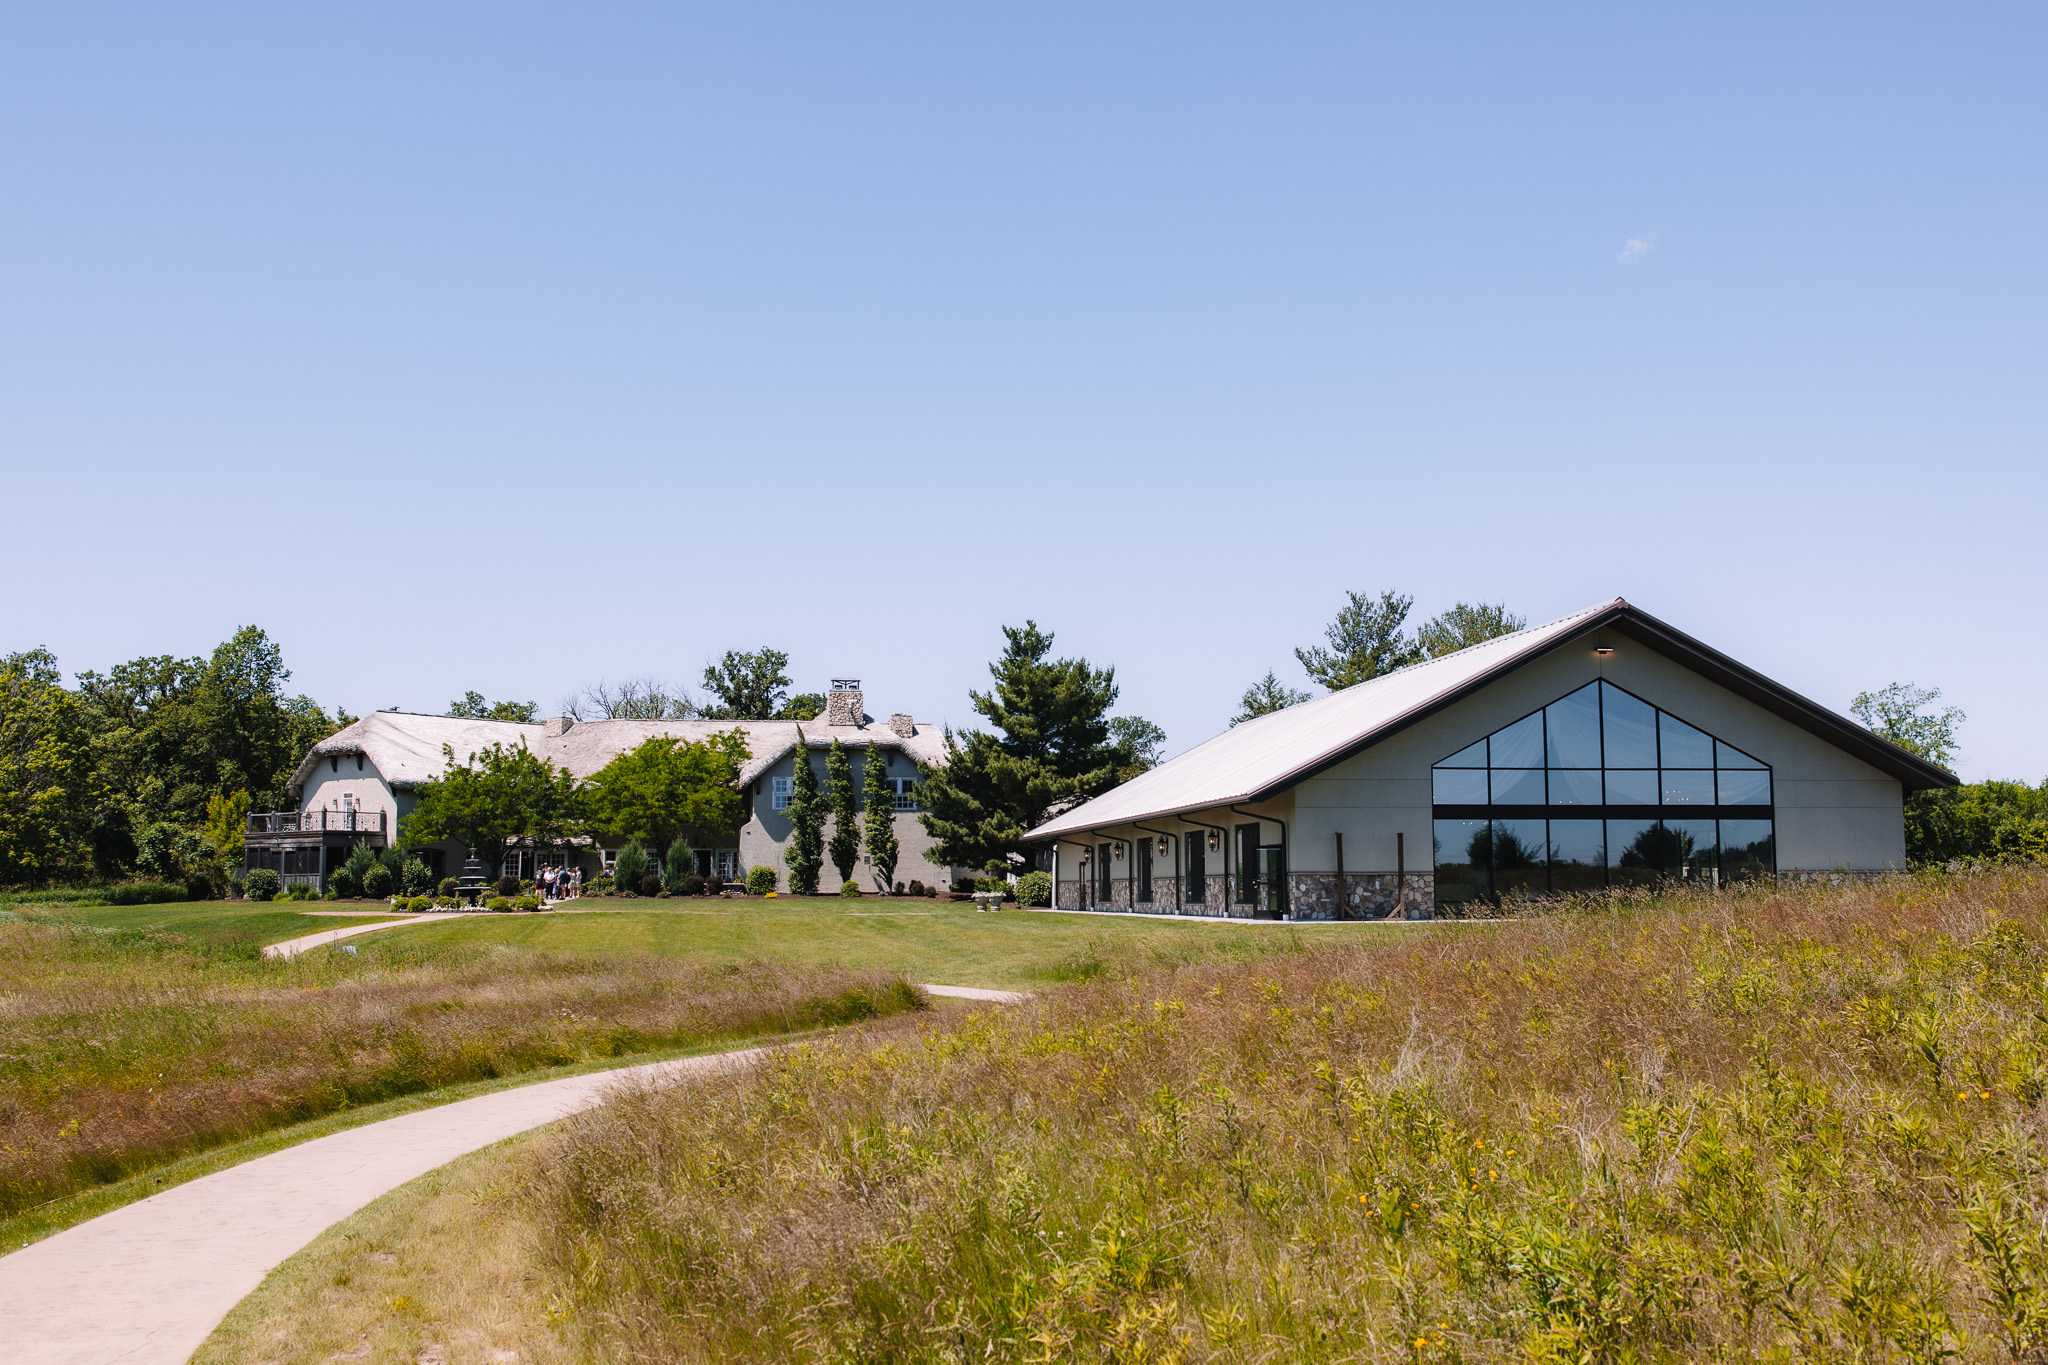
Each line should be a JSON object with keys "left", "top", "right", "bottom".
{"left": 536, "top": 869, "right": 2048, "bottom": 1362}
{"left": 0, "top": 911, "right": 922, "bottom": 1219}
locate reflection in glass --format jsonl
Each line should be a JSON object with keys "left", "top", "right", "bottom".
{"left": 1661, "top": 770, "right": 1715, "bottom": 805}
{"left": 1716, "top": 769, "right": 1771, "bottom": 806}
{"left": 1721, "top": 820, "right": 1776, "bottom": 877}
{"left": 1490, "top": 767, "right": 1546, "bottom": 804}
{"left": 1608, "top": 819, "right": 1664, "bottom": 885}
{"left": 1665, "top": 819, "right": 1717, "bottom": 879}
{"left": 1604, "top": 769, "right": 1658, "bottom": 805}
{"left": 1601, "top": 684, "right": 1658, "bottom": 767}
{"left": 1715, "top": 740, "right": 1766, "bottom": 770}
{"left": 1432, "top": 768, "right": 1489, "bottom": 805}
{"left": 1442, "top": 738, "right": 1487, "bottom": 767}
{"left": 1491, "top": 819, "right": 1548, "bottom": 898}
{"left": 1549, "top": 820, "right": 1605, "bottom": 893}
{"left": 1547, "top": 768, "right": 1602, "bottom": 805}
{"left": 1659, "top": 713, "right": 1714, "bottom": 768}
{"left": 1434, "top": 819, "right": 1490, "bottom": 905}
{"left": 1545, "top": 684, "right": 1601, "bottom": 766}
{"left": 1490, "top": 712, "right": 1544, "bottom": 768}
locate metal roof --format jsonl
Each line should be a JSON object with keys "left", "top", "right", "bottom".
{"left": 1031, "top": 596, "right": 1956, "bottom": 840}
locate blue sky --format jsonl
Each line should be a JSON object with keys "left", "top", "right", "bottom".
{"left": 3, "top": 4, "right": 2042, "bottom": 780}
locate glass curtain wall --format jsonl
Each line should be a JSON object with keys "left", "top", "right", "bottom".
{"left": 1431, "top": 681, "right": 1774, "bottom": 907}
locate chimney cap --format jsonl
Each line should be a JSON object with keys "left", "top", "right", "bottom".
{"left": 830, "top": 678, "right": 861, "bottom": 691}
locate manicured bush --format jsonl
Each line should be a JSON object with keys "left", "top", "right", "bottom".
{"left": 328, "top": 866, "right": 361, "bottom": 898}
{"left": 612, "top": 843, "right": 650, "bottom": 891}
{"left": 283, "top": 884, "right": 312, "bottom": 902}
{"left": 663, "top": 838, "right": 695, "bottom": 896}
{"left": 185, "top": 873, "right": 218, "bottom": 902}
{"left": 893, "top": 882, "right": 905, "bottom": 896}
{"left": 486, "top": 896, "right": 512, "bottom": 912}
{"left": 745, "top": 865, "right": 777, "bottom": 896}
{"left": 105, "top": 880, "right": 188, "bottom": 906}
{"left": 840, "top": 880, "right": 861, "bottom": 898}
{"left": 401, "top": 859, "right": 434, "bottom": 897}
{"left": 362, "top": 863, "right": 396, "bottom": 899}
{"left": 680, "top": 874, "right": 707, "bottom": 896}
{"left": 439, "top": 877, "right": 458, "bottom": 897}
{"left": 638, "top": 874, "right": 663, "bottom": 898}
{"left": 514, "top": 895, "right": 541, "bottom": 912}
{"left": 924, "top": 883, "right": 938, "bottom": 898}
{"left": 494, "top": 875, "right": 520, "bottom": 898}
{"left": 907, "top": 880, "right": 926, "bottom": 898}
{"left": 434, "top": 896, "right": 459, "bottom": 909}
{"left": 1016, "top": 870, "right": 1053, "bottom": 907}
{"left": 243, "top": 868, "right": 281, "bottom": 903}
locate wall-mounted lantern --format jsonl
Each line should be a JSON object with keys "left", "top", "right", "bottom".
{"left": 1079, "top": 847, "right": 1092, "bottom": 863}
{"left": 1207, "top": 830, "right": 1221, "bottom": 852}
{"left": 1113, "top": 842, "right": 1125, "bottom": 860}
{"left": 1156, "top": 835, "right": 1169, "bottom": 856}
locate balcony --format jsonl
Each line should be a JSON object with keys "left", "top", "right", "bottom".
{"left": 247, "top": 809, "right": 387, "bottom": 836}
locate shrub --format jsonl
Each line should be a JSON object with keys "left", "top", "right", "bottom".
{"left": 486, "top": 896, "right": 512, "bottom": 912}
{"left": 283, "top": 884, "right": 311, "bottom": 902}
{"left": 494, "top": 875, "right": 521, "bottom": 898}
{"left": 328, "top": 866, "right": 362, "bottom": 899}
{"left": 434, "top": 896, "right": 458, "bottom": 909}
{"left": 681, "top": 874, "right": 708, "bottom": 896}
{"left": 612, "top": 843, "right": 650, "bottom": 891}
{"left": 401, "top": 859, "right": 434, "bottom": 897}
{"left": 925, "top": 883, "right": 938, "bottom": 898}
{"left": 638, "top": 874, "right": 663, "bottom": 898}
{"left": 438, "top": 877, "right": 458, "bottom": 897}
{"left": 663, "top": 838, "right": 695, "bottom": 896}
{"left": 1016, "top": 869, "right": 1052, "bottom": 906}
{"left": 362, "top": 863, "right": 396, "bottom": 899}
{"left": 513, "top": 895, "right": 540, "bottom": 912}
{"left": 894, "top": 882, "right": 905, "bottom": 895}
{"left": 840, "top": 880, "right": 861, "bottom": 898}
{"left": 907, "top": 880, "right": 926, "bottom": 898}
{"left": 746, "top": 865, "right": 777, "bottom": 896}
{"left": 184, "top": 873, "right": 218, "bottom": 902}
{"left": 243, "top": 868, "right": 281, "bottom": 902}
{"left": 106, "top": 880, "right": 188, "bottom": 906}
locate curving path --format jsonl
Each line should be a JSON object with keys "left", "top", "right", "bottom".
{"left": 262, "top": 912, "right": 481, "bottom": 959}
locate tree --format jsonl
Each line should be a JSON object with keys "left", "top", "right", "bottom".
{"left": 778, "top": 693, "right": 826, "bottom": 721}
{"left": 1232, "top": 671, "right": 1313, "bottom": 726}
{"left": 1295, "top": 590, "right": 1419, "bottom": 690}
{"left": 447, "top": 691, "right": 539, "bottom": 723}
{"left": 203, "top": 788, "right": 250, "bottom": 861}
{"left": 563, "top": 678, "right": 695, "bottom": 721}
{"left": 663, "top": 834, "right": 697, "bottom": 892}
{"left": 1852, "top": 682, "right": 1965, "bottom": 772}
{"left": 783, "top": 728, "right": 824, "bottom": 894}
{"left": 917, "top": 622, "right": 1125, "bottom": 870}
{"left": 1904, "top": 779, "right": 2048, "bottom": 865}
{"left": 862, "top": 743, "right": 899, "bottom": 892}
{"left": 1108, "top": 716, "right": 1167, "bottom": 782}
{"left": 701, "top": 648, "right": 794, "bottom": 720}
{"left": 1412, "top": 602, "right": 1526, "bottom": 660}
{"left": 400, "top": 740, "right": 584, "bottom": 864}
{"left": 826, "top": 738, "right": 860, "bottom": 885}
{"left": 585, "top": 731, "right": 750, "bottom": 856}
{"left": 0, "top": 650, "right": 97, "bottom": 885}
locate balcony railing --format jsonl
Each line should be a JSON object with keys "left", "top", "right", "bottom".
{"left": 247, "top": 810, "right": 387, "bottom": 836}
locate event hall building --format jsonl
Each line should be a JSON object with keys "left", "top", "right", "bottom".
{"left": 1031, "top": 598, "right": 1955, "bottom": 919}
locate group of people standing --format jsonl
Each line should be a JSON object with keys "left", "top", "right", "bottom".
{"left": 539, "top": 863, "right": 581, "bottom": 903}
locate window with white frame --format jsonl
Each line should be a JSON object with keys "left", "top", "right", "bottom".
{"left": 892, "top": 779, "right": 919, "bottom": 812}
{"left": 772, "top": 776, "right": 794, "bottom": 810}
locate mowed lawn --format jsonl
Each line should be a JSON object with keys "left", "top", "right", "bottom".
{"left": 368, "top": 899, "right": 1335, "bottom": 988}
{"left": 35, "top": 900, "right": 407, "bottom": 946}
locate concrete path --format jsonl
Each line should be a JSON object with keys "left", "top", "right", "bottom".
{"left": 923, "top": 983, "right": 1031, "bottom": 1004}
{"left": 0, "top": 1048, "right": 766, "bottom": 1365}
{"left": 262, "top": 913, "right": 482, "bottom": 959}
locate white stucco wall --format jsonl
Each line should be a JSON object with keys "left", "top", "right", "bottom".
{"left": 739, "top": 746, "right": 963, "bottom": 891}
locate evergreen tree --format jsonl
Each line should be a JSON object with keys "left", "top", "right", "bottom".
{"left": 782, "top": 728, "right": 823, "bottom": 894}
{"left": 1295, "top": 590, "right": 1419, "bottom": 690}
{"left": 826, "top": 738, "right": 860, "bottom": 886}
{"left": 1412, "top": 602, "right": 1526, "bottom": 659}
{"left": 862, "top": 743, "right": 899, "bottom": 892}
{"left": 916, "top": 622, "right": 1124, "bottom": 870}
{"left": 1231, "top": 670, "right": 1313, "bottom": 726}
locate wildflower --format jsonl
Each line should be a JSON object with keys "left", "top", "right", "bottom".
{"left": 1982, "top": 1091, "right": 1992, "bottom": 1099}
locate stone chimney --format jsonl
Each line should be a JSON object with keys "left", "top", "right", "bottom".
{"left": 825, "top": 679, "right": 864, "bottom": 727}
{"left": 888, "top": 713, "right": 915, "bottom": 738}
{"left": 542, "top": 716, "right": 574, "bottom": 737}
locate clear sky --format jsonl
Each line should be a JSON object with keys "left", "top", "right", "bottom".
{"left": 3, "top": 4, "right": 2042, "bottom": 781}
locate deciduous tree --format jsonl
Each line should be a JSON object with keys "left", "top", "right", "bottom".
{"left": 1852, "top": 682, "right": 1965, "bottom": 772}
{"left": 401, "top": 741, "right": 585, "bottom": 864}
{"left": 447, "top": 691, "right": 540, "bottom": 723}
{"left": 585, "top": 731, "right": 750, "bottom": 857}
{"left": 0, "top": 650, "right": 97, "bottom": 885}
{"left": 701, "top": 648, "right": 794, "bottom": 720}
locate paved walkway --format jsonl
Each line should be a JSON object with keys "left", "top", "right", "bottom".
{"left": 262, "top": 913, "right": 482, "bottom": 959}
{"left": 922, "top": 983, "right": 1031, "bottom": 1003}
{"left": 0, "top": 1048, "right": 766, "bottom": 1365}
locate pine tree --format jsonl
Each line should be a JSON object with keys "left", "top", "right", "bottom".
{"left": 783, "top": 728, "right": 824, "bottom": 894}
{"left": 862, "top": 743, "right": 900, "bottom": 893}
{"left": 826, "top": 738, "right": 860, "bottom": 886}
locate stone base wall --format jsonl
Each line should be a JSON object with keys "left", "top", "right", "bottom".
{"left": 1056, "top": 874, "right": 1252, "bottom": 918}
{"left": 1777, "top": 869, "right": 1900, "bottom": 887}
{"left": 1287, "top": 872, "right": 1437, "bottom": 921}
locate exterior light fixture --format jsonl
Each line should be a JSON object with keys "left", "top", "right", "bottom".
{"left": 1080, "top": 848, "right": 1091, "bottom": 863}
{"left": 1207, "top": 830, "right": 1221, "bottom": 852}
{"left": 1593, "top": 647, "right": 1615, "bottom": 657}
{"left": 1157, "top": 836, "right": 1169, "bottom": 856}
{"left": 1113, "top": 842, "right": 1125, "bottom": 860}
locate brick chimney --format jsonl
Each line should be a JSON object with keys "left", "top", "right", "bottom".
{"left": 826, "top": 679, "right": 864, "bottom": 727}
{"left": 888, "top": 713, "right": 915, "bottom": 738}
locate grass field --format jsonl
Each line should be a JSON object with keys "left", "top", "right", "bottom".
{"left": 489, "top": 868, "right": 2048, "bottom": 1364}
{"left": 38, "top": 899, "right": 407, "bottom": 945}
{"left": 369, "top": 898, "right": 1322, "bottom": 988}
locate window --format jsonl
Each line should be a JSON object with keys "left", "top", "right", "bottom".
{"left": 771, "top": 776, "right": 793, "bottom": 811}
{"left": 892, "top": 779, "right": 919, "bottom": 811}
{"left": 1137, "top": 838, "right": 1153, "bottom": 904}
{"left": 1431, "top": 680, "right": 1774, "bottom": 905}
{"left": 1186, "top": 830, "right": 1206, "bottom": 903}
{"left": 1097, "top": 844, "right": 1112, "bottom": 902}
{"left": 1236, "top": 824, "right": 1260, "bottom": 904}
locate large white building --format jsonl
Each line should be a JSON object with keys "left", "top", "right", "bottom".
{"left": 245, "top": 680, "right": 967, "bottom": 892}
{"left": 1032, "top": 598, "right": 1956, "bottom": 919}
